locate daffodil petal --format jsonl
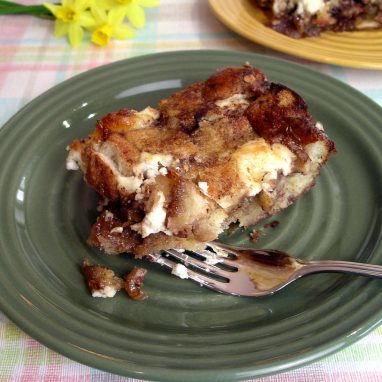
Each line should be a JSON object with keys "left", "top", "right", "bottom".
{"left": 112, "top": 24, "right": 136, "bottom": 39}
{"left": 54, "top": 19, "right": 69, "bottom": 37}
{"left": 126, "top": 3, "right": 145, "bottom": 28}
{"left": 75, "top": 0, "right": 91, "bottom": 11}
{"left": 43, "top": 3, "right": 61, "bottom": 17}
{"left": 108, "top": 7, "right": 126, "bottom": 25}
{"left": 137, "top": 0, "right": 160, "bottom": 7}
{"left": 68, "top": 24, "right": 84, "bottom": 47}
{"left": 97, "top": 0, "right": 115, "bottom": 10}
{"left": 78, "top": 10, "right": 96, "bottom": 27}
{"left": 90, "top": 3, "right": 107, "bottom": 23}
{"left": 65, "top": 0, "right": 77, "bottom": 8}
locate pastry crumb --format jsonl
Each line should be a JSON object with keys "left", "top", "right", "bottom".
{"left": 250, "top": 229, "right": 261, "bottom": 243}
{"left": 82, "top": 259, "right": 124, "bottom": 298}
{"left": 124, "top": 267, "right": 148, "bottom": 300}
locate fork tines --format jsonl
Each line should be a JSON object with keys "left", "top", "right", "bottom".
{"left": 148, "top": 247, "right": 238, "bottom": 291}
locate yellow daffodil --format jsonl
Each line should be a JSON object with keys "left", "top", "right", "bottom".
{"left": 44, "top": 0, "right": 95, "bottom": 47}
{"left": 97, "top": 0, "right": 159, "bottom": 29}
{"left": 90, "top": 6, "right": 136, "bottom": 46}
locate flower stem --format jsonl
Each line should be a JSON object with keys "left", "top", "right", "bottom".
{"left": 0, "top": 0, "right": 21, "bottom": 6}
{"left": 0, "top": 4, "right": 52, "bottom": 16}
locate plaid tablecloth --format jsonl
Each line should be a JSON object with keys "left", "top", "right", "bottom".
{"left": 1, "top": 0, "right": 382, "bottom": 380}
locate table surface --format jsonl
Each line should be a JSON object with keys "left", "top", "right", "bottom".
{"left": 1, "top": 0, "right": 382, "bottom": 381}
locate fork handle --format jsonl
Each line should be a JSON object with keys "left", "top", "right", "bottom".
{"left": 302, "top": 260, "right": 382, "bottom": 278}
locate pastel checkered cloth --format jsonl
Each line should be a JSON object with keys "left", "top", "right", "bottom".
{"left": 1, "top": 0, "right": 382, "bottom": 381}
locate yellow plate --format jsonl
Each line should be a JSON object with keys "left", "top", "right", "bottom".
{"left": 208, "top": 0, "right": 382, "bottom": 69}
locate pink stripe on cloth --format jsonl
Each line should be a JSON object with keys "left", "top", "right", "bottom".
{"left": 1, "top": 15, "right": 29, "bottom": 40}
{"left": 0, "top": 64, "right": 88, "bottom": 72}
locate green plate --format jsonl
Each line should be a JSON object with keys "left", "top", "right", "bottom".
{"left": 1, "top": 51, "right": 382, "bottom": 381}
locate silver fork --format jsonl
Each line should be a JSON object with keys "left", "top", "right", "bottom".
{"left": 147, "top": 242, "right": 382, "bottom": 296}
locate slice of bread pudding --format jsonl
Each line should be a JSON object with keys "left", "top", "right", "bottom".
{"left": 67, "top": 64, "right": 335, "bottom": 257}
{"left": 255, "top": 0, "right": 382, "bottom": 38}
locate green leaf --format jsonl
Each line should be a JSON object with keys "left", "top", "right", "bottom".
{"left": 0, "top": 1, "right": 23, "bottom": 7}
{"left": 0, "top": 4, "right": 52, "bottom": 16}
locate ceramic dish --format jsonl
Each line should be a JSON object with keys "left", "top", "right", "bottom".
{"left": 1, "top": 50, "right": 382, "bottom": 381}
{"left": 208, "top": 0, "right": 382, "bottom": 69}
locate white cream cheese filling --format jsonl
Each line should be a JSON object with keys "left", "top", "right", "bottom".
{"left": 272, "top": 0, "right": 326, "bottom": 16}
{"left": 171, "top": 263, "right": 189, "bottom": 279}
{"left": 132, "top": 106, "right": 160, "bottom": 129}
{"left": 215, "top": 94, "right": 249, "bottom": 109}
{"left": 198, "top": 181, "right": 209, "bottom": 196}
{"left": 92, "top": 285, "right": 119, "bottom": 298}
{"left": 131, "top": 190, "right": 171, "bottom": 238}
{"left": 66, "top": 146, "right": 83, "bottom": 170}
{"left": 218, "top": 138, "right": 295, "bottom": 210}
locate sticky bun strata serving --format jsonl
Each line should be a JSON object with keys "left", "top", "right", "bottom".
{"left": 255, "top": 0, "right": 382, "bottom": 38}
{"left": 67, "top": 64, "right": 335, "bottom": 258}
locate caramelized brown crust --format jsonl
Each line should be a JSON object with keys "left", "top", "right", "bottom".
{"left": 124, "top": 267, "right": 147, "bottom": 300}
{"left": 82, "top": 259, "right": 124, "bottom": 295}
{"left": 246, "top": 83, "right": 335, "bottom": 162}
{"left": 202, "top": 66, "right": 268, "bottom": 101}
{"left": 159, "top": 66, "right": 267, "bottom": 132}
{"left": 87, "top": 210, "right": 142, "bottom": 255}
{"left": 68, "top": 64, "right": 335, "bottom": 258}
